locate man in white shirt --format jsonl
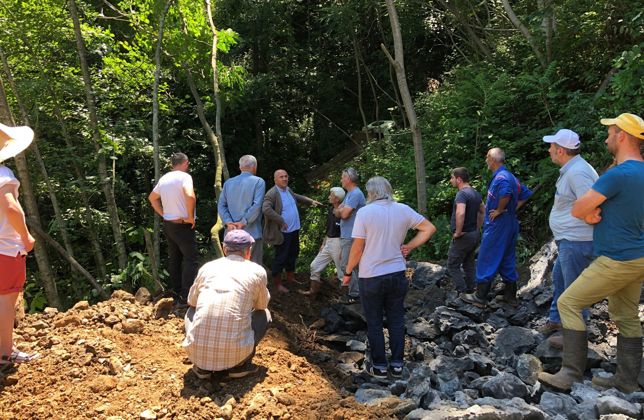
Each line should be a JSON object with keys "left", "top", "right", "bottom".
{"left": 149, "top": 153, "right": 198, "bottom": 301}
{"left": 0, "top": 123, "right": 37, "bottom": 371}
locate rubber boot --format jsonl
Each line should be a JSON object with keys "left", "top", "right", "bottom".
{"left": 501, "top": 281, "right": 518, "bottom": 306}
{"left": 273, "top": 274, "right": 289, "bottom": 293}
{"left": 460, "top": 281, "right": 492, "bottom": 308}
{"left": 592, "top": 335, "right": 642, "bottom": 394}
{"left": 299, "top": 281, "right": 321, "bottom": 299}
{"left": 538, "top": 329, "right": 588, "bottom": 391}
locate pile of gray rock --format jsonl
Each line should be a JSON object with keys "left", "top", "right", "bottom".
{"left": 313, "top": 241, "right": 644, "bottom": 419}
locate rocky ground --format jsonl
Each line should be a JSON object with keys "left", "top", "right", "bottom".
{"left": 2, "top": 240, "right": 644, "bottom": 419}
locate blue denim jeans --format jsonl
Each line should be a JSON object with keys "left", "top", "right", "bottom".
{"left": 548, "top": 239, "right": 594, "bottom": 324}
{"left": 359, "top": 271, "right": 408, "bottom": 370}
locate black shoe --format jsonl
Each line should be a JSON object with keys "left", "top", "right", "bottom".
{"left": 389, "top": 365, "right": 403, "bottom": 378}
{"left": 227, "top": 361, "right": 259, "bottom": 379}
{"left": 191, "top": 365, "right": 212, "bottom": 380}
{"left": 364, "top": 362, "right": 387, "bottom": 378}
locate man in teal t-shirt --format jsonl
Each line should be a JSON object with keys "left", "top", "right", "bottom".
{"left": 539, "top": 113, "right": 644, "bottom": 393}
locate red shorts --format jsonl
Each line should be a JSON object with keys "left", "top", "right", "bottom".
{"left": 0, "top": 253, "right": 26, "bottom": 295}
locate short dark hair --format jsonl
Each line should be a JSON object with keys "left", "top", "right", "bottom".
{"left": 451, "top": 167, "right": 469, "bottom": 183}
{"left": 554, "top": 144, "right": 580, "bottom": 156}
{"left": 170, "top": 152, "right": 188, "bottom": 167}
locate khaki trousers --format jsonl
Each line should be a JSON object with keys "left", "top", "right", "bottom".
{"left": 558, "top": 255, "right": 644, "bottom": 337}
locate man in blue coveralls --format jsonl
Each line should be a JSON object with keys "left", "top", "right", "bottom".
{"left": 461, "top": 147, "right": 533, "bottom": 307}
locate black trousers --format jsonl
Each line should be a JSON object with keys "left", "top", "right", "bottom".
{"left": 271, "top": 230, "right": 299, "bottom": 276}
{"left": 163, "top": 221, "right": 199, "bottom": 300}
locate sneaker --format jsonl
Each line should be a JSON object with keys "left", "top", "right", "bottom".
{"left": 364, "top": 362, "right": 387, "bottom": 378}
{"left": 191, "top": 365, "right": 212, "bottom": 380}
{"left": 389, "top": 365, "right": 403, "bottom": 378}
{"left": 227, "top": 361, "right": 259, "bottom": 379}
{"left": 537, "top": 321, "right": 562, "bottom": 335}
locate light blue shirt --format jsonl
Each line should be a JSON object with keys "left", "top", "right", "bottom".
{"left": 278, "top": 187, "right": 300, "bottom": 233}
{"left": 548, "top": 155, "right": 598, "bottom": 241}
{"left": 340, "top": 187, "right": 366, "bottom": 238}
{"left": 218, "top": 172, "right": 265, "bottom": 239}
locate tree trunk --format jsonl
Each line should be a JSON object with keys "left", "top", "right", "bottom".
{"left": 204, "top": 0, "right": 229, "bottom": 182}
{"left": 68, "top": 0, "right": 128, "bottom": 272}
{"left": 0, "top": 77, "right": 61, "bottom": 308}
{"left": 28, "top": 223, "right": 108, "bottom": 300}
{"left": 353, "top": 38, "right": 369, "bottom": 134}
{"left": 382, "top": 0, "right": 427, "bottom": 216}
{"left": 537, "top": 0, "right": 554, "bottom": 64}
{"left": 151, "top": 0, "right": 174, "bottom": 285}
{"left": 183, "top": 65, "right": 224, "bottom": 258}
{"left": 0, "top": 48, "right": 76, "bottom": 263}
{"left": 501, "top": 0, "right": 547, "bottom": 69}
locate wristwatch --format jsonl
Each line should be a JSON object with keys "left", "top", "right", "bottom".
{"left": 344, "top": 272, "right": 352, "bottom": 276}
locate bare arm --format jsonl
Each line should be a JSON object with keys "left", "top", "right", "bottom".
{"left": 401, "top": 219, "right": 436, "bottom": 257}
{"left": 0, "top": 185, "right": 35, "bottom": 252}
{"left": 571, "top": 188, "right": 606, "bottom": 224}
{"left": 148, "top": 191, "right": 164, "bottom": 218}
{"left": 453, "top": 203, "right": 466, "bottom": 238}
{"left": 342, "top": 238, "right": 365, "bottom": 285}
{"left": 183, "top": 185, "right": 196, "bottom": 229}
{"left": 334, "top": 204, "right": 354, "bottom": 219}
{"left": 477, "top": 203, "right": 485, "bottom": 229}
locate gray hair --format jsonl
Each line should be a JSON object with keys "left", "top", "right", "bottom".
{"left": 342, "top": 167, "right": 359, "bottom": 184}
{"left": 365, "top": 176, "right": 394, "bottom": 203}
{"left": 239, "top": 155, "right": 257, "bottom": 170}
{"left": 488, "top": 148, "right": 505, "bottom": 163}
{"left": 329, "top": 187, "right": 346, "bottom": 201}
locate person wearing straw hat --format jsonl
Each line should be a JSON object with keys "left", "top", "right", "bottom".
{"left": 539, "top": 113, "right": 644, "bottom": 393}
{"left": 0, "top": 123, "right": 38, "bottom": 371}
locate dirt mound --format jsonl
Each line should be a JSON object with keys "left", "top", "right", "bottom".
{"left": 0, "top": 279, "right": 393, "bottom": 419}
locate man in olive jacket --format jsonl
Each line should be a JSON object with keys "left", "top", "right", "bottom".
{"left": 263, "top": 169, "right": 320, "bottom": 293}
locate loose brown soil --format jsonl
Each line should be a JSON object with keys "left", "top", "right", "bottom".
{"left": 0, "top": 277, "right": 395, "bottom": 419}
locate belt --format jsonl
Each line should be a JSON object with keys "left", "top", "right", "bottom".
{"left": 164, "top": 219, "right": 186, "bottom": 224}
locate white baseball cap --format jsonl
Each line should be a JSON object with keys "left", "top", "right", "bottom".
{"left": 543, "top": 129, "right": 580, "bottom": 149}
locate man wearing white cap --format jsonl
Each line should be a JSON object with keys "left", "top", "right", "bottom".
{"left": 183, "top": 229, "right": 271, "bottom": 380}
{"left": 0, "top": 123, "right": 37, "bottom": 371}
{"left": 538, "top": 129, "right": 598, "bottom": 337}
{"left": 539, "top": 113, "right": 644, "bottom": 393}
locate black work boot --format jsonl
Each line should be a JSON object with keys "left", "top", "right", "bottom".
{"left": 538, "top": 329, "right": 588, "bottom": 391}
{"left": 460, "top": 281, "right": 492, "bottom": 308}
{"left": 593, "top": 335, "right": 642, "bottom": 394}
{"left": 500, "top": 281, "right": 518, "bottom": 306}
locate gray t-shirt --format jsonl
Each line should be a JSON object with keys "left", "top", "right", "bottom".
{"left": 549, "top": 155, "right": 598, "bottom": 241}
{"left": 450, "top": 186, "right": 482, "bottom": 233}
{"left": 340, "top": 187, "right": 366, "bottom": 238}
{"left": 352, "top": 201, "right": 425, "bottom": 278}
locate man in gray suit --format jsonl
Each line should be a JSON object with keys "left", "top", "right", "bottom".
{"left": 263, "top": 169, "right": 320, "bottom": 293}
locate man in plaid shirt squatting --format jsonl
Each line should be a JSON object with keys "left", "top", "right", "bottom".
{"left": 183, "top": 229, "right": 271, "bottom": 380}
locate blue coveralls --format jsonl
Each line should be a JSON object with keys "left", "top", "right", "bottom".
{"left": 476, "top": 166, "right": 533, "bottom": 284}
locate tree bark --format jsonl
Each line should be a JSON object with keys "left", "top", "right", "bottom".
{"left": 151, "top": 0, "right": 174, "bottom": 285}
{"left": 353, "top": 38, "right": 369, "bottom": 134}
{"left": 68, "top": 0, "right": 128, "bottom": 272}
{"left": 501, "top": 0, "right": 547, "bottom": 69}
{"left": 183, "top": 64, "right": 224, "bottom": 258}
{"left": 0, "top": 47, "right": 76, "bottom": 264}
{"left": 0, "top": 77, "right": 61, "bottom": 308}
{"left": 382, "top": 0, "right": 427, "bottom": 216}
{"left": 28, "top": 223, "right": 108, "bottom": 299}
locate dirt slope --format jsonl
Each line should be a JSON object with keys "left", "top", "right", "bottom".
{"left": 0, "top": 279, "right": 393, "bottom": 419}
